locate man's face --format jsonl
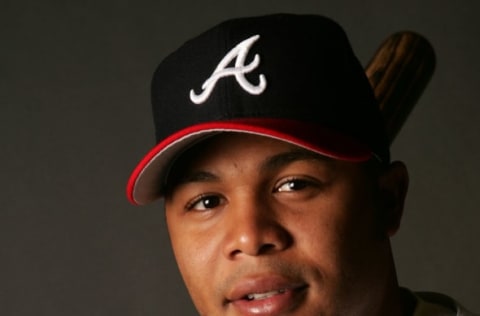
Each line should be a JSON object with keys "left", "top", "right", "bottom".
{"left": 164, "top": 133, "right": 402, "bottom": 316}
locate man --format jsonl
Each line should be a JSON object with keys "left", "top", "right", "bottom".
{"left": 127, "top": 14, "right": 474, "bottom": 315}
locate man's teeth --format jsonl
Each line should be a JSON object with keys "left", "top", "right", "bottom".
{"left": 246, "top": 289, "right": 286, "bottom": 300}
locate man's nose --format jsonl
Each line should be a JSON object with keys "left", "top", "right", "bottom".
{"left": 222, "top": 194, "right": 292, "bottom": 259}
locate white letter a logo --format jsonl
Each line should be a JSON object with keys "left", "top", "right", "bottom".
{"left": 189, "top": 35, "right": 267, "bottom": 104}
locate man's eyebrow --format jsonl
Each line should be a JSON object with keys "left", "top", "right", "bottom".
{"left": 174, "top": 171, "right": 219, "bottom": 187}
{"left": 167, "top": 148, "right": 329, "bottom": 190}
{"left": 260, "top": 148, "right": 331, "bottom": 172}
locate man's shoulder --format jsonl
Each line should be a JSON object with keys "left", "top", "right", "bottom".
{"left": 411, "top": 290, "right": 477, "bottom": 316}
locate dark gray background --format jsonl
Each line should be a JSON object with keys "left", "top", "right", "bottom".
{"left": 1, "top": 0, "right": 479, "bottom": 315}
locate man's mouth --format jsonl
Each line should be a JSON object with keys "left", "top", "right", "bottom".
{"left": 245, "top": 288, "right": 287, "bottom": 301}
{"left": 226, "top": 276, "right": 308, "bottom": 315}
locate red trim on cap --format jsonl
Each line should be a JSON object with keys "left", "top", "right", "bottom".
{"left": 127, "top": 118, "right": 372, "bottom": 205}
{"left": 126, "top": 126, "right": 198, "bottom": 204}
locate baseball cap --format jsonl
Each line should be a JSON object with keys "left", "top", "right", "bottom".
{"left": 127, "top": 13, "right": 390, "bottom": 205}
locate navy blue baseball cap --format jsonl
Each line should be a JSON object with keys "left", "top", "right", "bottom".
{"left": 127, "top": 14, "right": 389, "bottom": 205}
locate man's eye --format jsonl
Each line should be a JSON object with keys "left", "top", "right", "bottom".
{"left": 187, "top": 195, "right": 223, "bottom": 211}
{"left": 275, "top": 178, "right": 310, "bottom": 192}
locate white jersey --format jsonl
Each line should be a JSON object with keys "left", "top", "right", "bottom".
{"left": 413, "top": 291, "right": 477, "bottom": 316}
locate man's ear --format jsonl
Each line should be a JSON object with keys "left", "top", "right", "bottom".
{"left": 378, "top": 161, "right": 409, "bottom": 237}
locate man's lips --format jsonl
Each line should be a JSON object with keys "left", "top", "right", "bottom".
{"left": 225, "top": 275, "right": 308, "bottom": 315}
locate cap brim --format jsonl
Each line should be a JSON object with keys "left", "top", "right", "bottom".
{"left": 127, "top": 118, "right": 372, "bottom": 205}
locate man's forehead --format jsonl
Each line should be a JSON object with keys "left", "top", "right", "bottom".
{"left": 165, "top": 133, "right": 338, "bottom": 185}
{"left": 177, "top": 133, "right": 331, "bottom": 162}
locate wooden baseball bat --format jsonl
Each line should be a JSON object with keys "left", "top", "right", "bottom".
{"left": 365, "top": 31, "right": 436, "bottom": 144}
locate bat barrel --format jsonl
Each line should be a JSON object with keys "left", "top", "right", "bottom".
{"left": 366, "top": 31, "right": 436, "bottom": 144}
